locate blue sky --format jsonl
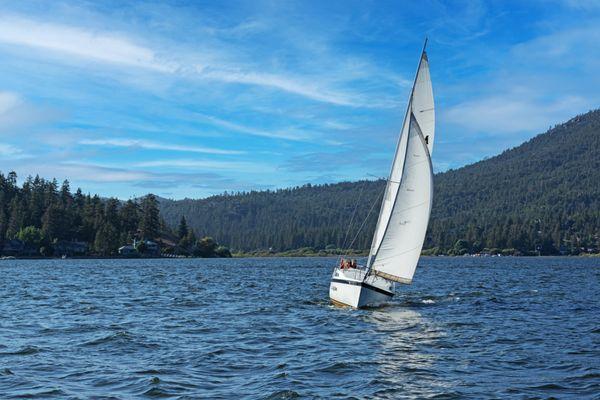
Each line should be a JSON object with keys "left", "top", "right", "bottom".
{"left": 0, "top": 0, "right": 599, "bottom": 199}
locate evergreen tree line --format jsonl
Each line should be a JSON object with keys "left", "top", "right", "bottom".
{"left": 0, "top": 174, "right": 230, "bottom": 257}
{"left": 160, "top": 109, "right": 600, "bottom": 255}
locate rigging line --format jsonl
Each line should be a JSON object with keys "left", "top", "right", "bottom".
{"left": 340, "top": 179, "right": 368, "bottom": 252}
{"left": 345, "top": 185, "right": 386, "bottom": 252}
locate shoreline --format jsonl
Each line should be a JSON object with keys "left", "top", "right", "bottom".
{"left": 2, "top": 254, "right": 598, "bottom": 260}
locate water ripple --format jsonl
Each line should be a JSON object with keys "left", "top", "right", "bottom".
{"left": 0, "top": 257, "right": 598, "bottom": 398}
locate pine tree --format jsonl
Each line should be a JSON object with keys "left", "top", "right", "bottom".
{"left": 41, "top": 203, "right": 62, "bottom": 241}
{"left": 94, "top": 222, "right": 119, "bottom": 256}
{"left": 104, "top": 198, "right": 120, "bottom": 229}
{"left": 139, "top": 194, "right": 160, "bottom": 240}
{"left": 60, "top": 179, "right": 72, "bottom": 206}
{"left": 119, "top": 200, "right": 140, "bottom": 237}
{"left": 177, "top": 215, "right": 188, "bottom": 239}
{"left": 6, "top": 197, "right": 24, "bottom": 239}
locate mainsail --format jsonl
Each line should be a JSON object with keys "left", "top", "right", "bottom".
{"left": 367, "top": 44, "right": 435, "bottom": 283}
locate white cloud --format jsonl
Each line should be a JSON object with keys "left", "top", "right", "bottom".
{"left": 0, "top": 91, "right": 62, "bottom": 133}
{"left": 202, "top": 69, "right": 359, "bottom": 107}
{"left": 0, "top": 15, "right": 401, "bottom": 109}
{"left": 134, "top": 159, "right": 273, "bottom": 172}
{"left": 197, "top": 114, "right": 313, "bottom": 141}
{"left": 511, "top": 25, "right": 600, "bottom": 67}
{"left": 53, "top": 162, "right": 149, "bottom": 182}
{"left": 0, "top": 142, "right": 30, "bottom": 159}
{"left": 444, "top": 23, "right": 600, "bottom": 137}
{"left": 0, "top": 91, "right": 21, "bottom": 114}
{"left": 444, "top": 94, "right": 588, "bottom": 134}
{"left": 0, "top": 15, "right": 176, "bottom": 72}
{"left": 79, "top": 138, "right": 243, "bottom": 155}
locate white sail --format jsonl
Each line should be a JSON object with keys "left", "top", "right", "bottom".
{"left": 412, "top": 53, "right": 435, "bottom": 154}
{"left": 367, "top": 48, "right": 434, "bottom": 265}
{"left": 369, "top": 113, "right": 433, "bottom": 283}
{"left": 367, "top": 109, "right": 410, "bottom": 261}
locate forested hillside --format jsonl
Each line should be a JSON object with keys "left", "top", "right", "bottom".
{"left": 160, "top": 109, "right": 600, "bottom": 255}
{"left": 0, "top": 177, "right": 231, "bottom": 257}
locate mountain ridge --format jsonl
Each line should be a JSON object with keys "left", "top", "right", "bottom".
{"left": 160, "top": 109, "right": 600, "bottom": 255}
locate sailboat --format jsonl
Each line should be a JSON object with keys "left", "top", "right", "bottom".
{"left": 329, "top": 41, "right": 435, "bottom": 308}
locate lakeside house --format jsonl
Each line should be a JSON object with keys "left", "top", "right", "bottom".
{"left": 144, "top": 240, "right": 160, "bottom": 256}
{"left": 118, "top": 239, "right": 161, "bottom": 257}
{"left": 118, "top": 244, "right": 137, "bottom": 257}
{"left": 2, "top": 239, "right": 24, "bottom": 256}
{"left": 1, "top": 239, "right": 38, "bottom": 257}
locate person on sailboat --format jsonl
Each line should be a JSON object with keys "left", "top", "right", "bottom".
{"left": 351, "top": 259, "right": 357, "bottom": 269}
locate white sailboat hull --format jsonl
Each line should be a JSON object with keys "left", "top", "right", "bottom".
{"left": 329, "top": 267, "right": 393, "bottom": 308}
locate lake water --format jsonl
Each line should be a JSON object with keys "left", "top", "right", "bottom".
{"left": 0, "top": 257, "right": 598, "bottom": 399}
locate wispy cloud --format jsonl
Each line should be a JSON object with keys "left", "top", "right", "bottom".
{"left": 0, "top": 142, "right": 31, "bottom": 159}
{"left": 0, "top": 91, "right": 60, "bottom": 133}
{"left": 443, "top": 23, "right": 600, "bottom": 136}
{"left": 134, "top": 159, "right": 273, "bottom": 172}
{"left": 79, "top": 138, "right": 243, "bottom": 155}
{"left": 49, "top": 161, "right": 268, "bottom": 192}
{"left": 0, "top": 15, "right": 175, "bottom": 72}
{"left": 444, "top": 94, "right": 588, "bottom": 134}
{"left": 0, "top": 14, "right": 402, "bottom": 109}
{"left": 197, "top": 114, "right": 313, "bottom": 141}
{"left": 0, "top": 91, "right": 21, "bottom": 113}
{"left": 49, "top": 162, "right": 149, "bottom": 183}
{"left": 201, "top": 69, "right": 359, "bottom": 107}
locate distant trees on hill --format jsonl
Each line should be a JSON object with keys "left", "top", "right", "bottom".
{"left": 0, "top": 174, "right": 230, "bottom": 258}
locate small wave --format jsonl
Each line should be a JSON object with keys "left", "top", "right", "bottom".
{"left": 135, "top": 369, "right": 163, "bottom": 375}
{"left": 1, "top": 368, "right": 13, "bottom": 375}
{"left": 142, "top": 387, "right": 173, "bottom": 398}
{"left": 445, "top": 321, "right": 479, "bottom": 328}
{"left": 81, "top": 331, "right": 158, "bottom": 349}
{"left": 1, "top": 345, "right": 42, "bottom": 356}
{"left": 206, "top": 348, "right": 226, "bottom": 358}
{"left": 172, "top": 298, "right": 202, "bottom": 308}
{"left": 427, "top": 391, "right": 464, "bottom": 399}
{"left": 11, "top": 388, "right": 66, "bottom": 398}
{"left": 565, "top": 372, "right": 600, "bottom": 381}
{"left": 83, "top": 331, "right": 132, "bottom": 346}
{"left": 400, "top": 299, "right": 437, "bottom": 308}
{"left": 263, "top": 390, "right": 300, "bottom": 399}
{"left": 302, "top": 299, "right": 329, "bottom": 306}
{"left": 526, "top": 383, "right": 568, "bottom": 391}
{"left": 316, "top": 361, "right": 353, "bottom": 373}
